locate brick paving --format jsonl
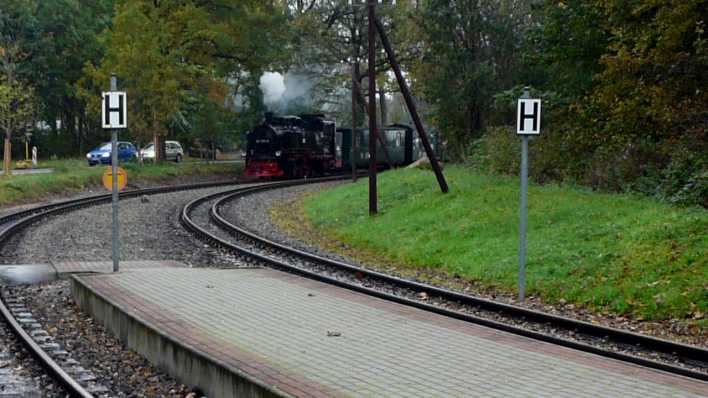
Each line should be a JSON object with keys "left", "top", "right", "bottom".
{"left": 75, "top": 266, "right": 708, "bottom": 398}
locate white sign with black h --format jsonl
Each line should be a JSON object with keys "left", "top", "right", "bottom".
{"left": 517, "top": 99, "right": 541, "bottom": 135}
{"left": 102, "top": 91, "right": 127, "bottom": 129}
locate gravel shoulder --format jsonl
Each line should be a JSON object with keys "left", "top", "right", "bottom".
{"left": 0, "top": 185, "right": 247, "bottom": 267}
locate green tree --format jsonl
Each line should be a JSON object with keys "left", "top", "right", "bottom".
{"left": 412, "top": 0, "right": 533, "bottom": 157}
{"left": 0, "top": 41, "right": 36, "bottom": 175}
{"left": 80, "top": 0, "right": 287, "bottom": 161}
{"left": 0, "top": 0, "right": 114, "bottom": 156}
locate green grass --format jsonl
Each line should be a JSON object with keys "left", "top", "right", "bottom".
{"left": 304, "top": 165, "right": 707, "bottom": 322}
{"left": 0, "top": 158, "right": 241, "bottom": 208}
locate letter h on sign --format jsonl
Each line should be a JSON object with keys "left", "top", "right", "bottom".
{"left": 517, "top": 99, "right": 541, "bottom": 135}
{"left": 102, "top": 91, "right": 127, "bottom": 129}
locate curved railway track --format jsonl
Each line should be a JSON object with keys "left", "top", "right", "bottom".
{"left": 1, "top": 175, "right": 705, "bottom": 396}
{"left": 180, "top": 179, "right": 708, "bottom": 383}
{"left": 0, "top": 178, "right": 249, "bottom": 398}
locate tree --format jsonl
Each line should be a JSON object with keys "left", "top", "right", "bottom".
{"left": 411, "top": 0, "right": 533, "bottom": 157}
{"left": 0, "top": 41, "right": 36, "bottom": 175}
{"left": 79, "top": 0, "right": 288, "bottom": 162}
{"left": 0, "top": 0, "right": 115, "bottom": 157}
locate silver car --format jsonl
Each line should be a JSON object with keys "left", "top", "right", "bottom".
{"left": 140, "top": 140, "right": 184, "bottom": 162}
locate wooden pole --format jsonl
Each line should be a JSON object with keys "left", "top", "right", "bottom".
{"left": 351, "top": 25, "right": 359, "bottom": 182}
{"left": 375, "top": 16, "right": 449, "bottom": 193}
{"left": 355, "top": 84, "right": 393, "bottom": 165}
{"left": 367, "top": 0, "right": 378, "bottom": 215}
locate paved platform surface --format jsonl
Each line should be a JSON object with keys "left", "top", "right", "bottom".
{"left": 53, "top": 260, "right": 184, "bottom": 274}
{"left": 74, "top": 266, "right": 708, "bottom": 398}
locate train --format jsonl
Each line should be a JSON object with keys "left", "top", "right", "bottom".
{"left": 244, "top": 113, "right": 438, "bottom": 178}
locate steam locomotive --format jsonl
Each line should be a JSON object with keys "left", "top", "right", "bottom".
{"left": 244, "top": 113, "right": 429, "bottom": 178}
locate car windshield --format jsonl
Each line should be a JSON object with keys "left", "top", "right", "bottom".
{"left": 97, "top": 143, "right": 112, "bottom": 151}
{"left": 143, "top": 144, "right": 154, "bottom": 150}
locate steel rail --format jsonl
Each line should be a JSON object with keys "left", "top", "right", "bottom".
{"left": 0, "top": 178, "right": 253, "bottom": 398}
{"left": 178, "top": 182, "right": 708, "bottom": 382}
{"left": 0, "top": 291, "right": 95, "bottom": 398}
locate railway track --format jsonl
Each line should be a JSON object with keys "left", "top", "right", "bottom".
{"left": 1, "top": 175, "right": 705, "bottom": 396}
{"left": 0, "top": 178, "right": 249, "bottom": 398}
{"left": 180, "top": 179, "right": 708, "bottom": 383}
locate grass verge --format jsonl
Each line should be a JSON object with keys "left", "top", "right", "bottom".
{"left": 303, "top": 165, "right": 707, "bottom": 324}
{"left": 0, "top": 159, "right": 241, "bottom": 208}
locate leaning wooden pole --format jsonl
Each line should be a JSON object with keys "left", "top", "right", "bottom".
{"left": 367, "top": 1, "right": 378, "bottom": 214}
{"left": 375, "top": 17, "right": 449, "bottom": 194}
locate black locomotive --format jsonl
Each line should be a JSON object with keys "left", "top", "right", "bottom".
{"left": 245, "top": 113, "right": 432, "bottom": 178}
{"left": 245, "top": 113, "right": 337, "bottom": 178}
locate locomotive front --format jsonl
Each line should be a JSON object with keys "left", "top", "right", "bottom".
{"left": 244, "top": 123, "right": 286, "bottom": 177}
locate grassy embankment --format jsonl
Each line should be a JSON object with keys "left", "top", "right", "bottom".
{"left": 0, "top": 158, "right": 241, "bottom": 208}
{"left": 303, "top": 166, "right": 707, "bottom": 324}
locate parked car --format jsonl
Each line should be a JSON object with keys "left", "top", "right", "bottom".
{"left": 140, "top": 140, "right": 184, "bottom": 163}
{"left": 86, "top": 142, "right": 137, "bottom": 166}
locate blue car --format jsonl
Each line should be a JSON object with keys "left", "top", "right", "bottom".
{"left": 86, "top": 142, "right": 137, "bottom": 166}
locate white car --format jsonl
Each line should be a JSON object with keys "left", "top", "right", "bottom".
{"left": 140, "top": 141, "right": 184, "bottom": 162}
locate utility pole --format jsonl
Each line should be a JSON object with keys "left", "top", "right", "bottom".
{"left": 351, "top": 22, "right": 359, "bottom": 182}
{"left": 367, "top": 0, "right": 378, "bottom": 215}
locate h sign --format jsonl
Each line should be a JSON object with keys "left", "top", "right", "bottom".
{"left": 102, "top": 91, "right": 127, "bottom": 129}
{"left": 517, "top": 99, "right": 541, "bottom": 135}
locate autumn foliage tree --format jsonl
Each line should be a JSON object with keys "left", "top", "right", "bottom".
{"left": 0, "top": 41, "right": 36, "bottom": 175}
{"left": 79, "top": 0, "right": 287, "bottom": 162}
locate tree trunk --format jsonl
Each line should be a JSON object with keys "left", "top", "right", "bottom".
{"left": 3, "top": 137, "right": 11, "bottom": 176}
{"left": 379, "top": 85, "right": 387, "bottom": 127}
{"left": 153, "top": 134, "right": 162, "bottom": 163}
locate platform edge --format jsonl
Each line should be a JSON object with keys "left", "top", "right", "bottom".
{"left": 70, "top": 275, "right": 294, "bottom": 398}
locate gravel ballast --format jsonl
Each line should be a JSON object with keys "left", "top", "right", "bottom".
{"left": 0, "top": 183, "right": 251, "bottom": 397}
{"left": 0, "top": 185, "right": 250, "bottom": 267}
{"left": 6, "top": 281, "right": 193, "bottom": 397}
{"left": 1, "top": 178, "right": 705, "bottom": 396}
{"left": 0, "top": 312, "right": 60, "bottom": 397}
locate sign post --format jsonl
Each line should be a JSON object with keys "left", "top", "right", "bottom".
{"left": 516, "top": 87, "right": 541, "bottom": 302}
{"left": 102, "top": 74, "right": 127, "bottom": 273}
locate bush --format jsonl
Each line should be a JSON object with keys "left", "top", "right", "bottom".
{"left": 470, "top": 125, "right": 708, "bottom": 207}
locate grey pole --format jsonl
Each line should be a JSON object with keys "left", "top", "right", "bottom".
{"left": 518, "top": 87, "right": 530, "bottom": 302}
{"left": 519, "top": 135, "right": 529, "bottom": 302}
{"left": 110, "top": 74, "right": 120, "bottom": 273}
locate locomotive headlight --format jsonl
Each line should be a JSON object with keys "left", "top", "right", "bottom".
{"left": 275, "top": 150, "right": 282, "bottom": 157}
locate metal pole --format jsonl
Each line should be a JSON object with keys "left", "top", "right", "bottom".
{"left": 110, "top": 74, "right": 120, "bottom": 273}
{"left": 351, "top": 24, "right": 358, "bottom": 182}
{"left": 518, "top": 88, "right": 531, "bottom": 302}
{"left": 374, "top": 16, "right": 449, "bottom": 194}
{"left": 519, "top": 135, "right": 529, "bottom": 302}
{"left": 367, "top": 0, "right": 378, "bottom": 215}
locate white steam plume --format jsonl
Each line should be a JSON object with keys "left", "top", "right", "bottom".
{"left": 259, "top": 72, "right": 286, "bottom": 104}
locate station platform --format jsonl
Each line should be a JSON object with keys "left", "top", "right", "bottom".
{"left": 70, "top": 262, "right": 708, "bottom": 398}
